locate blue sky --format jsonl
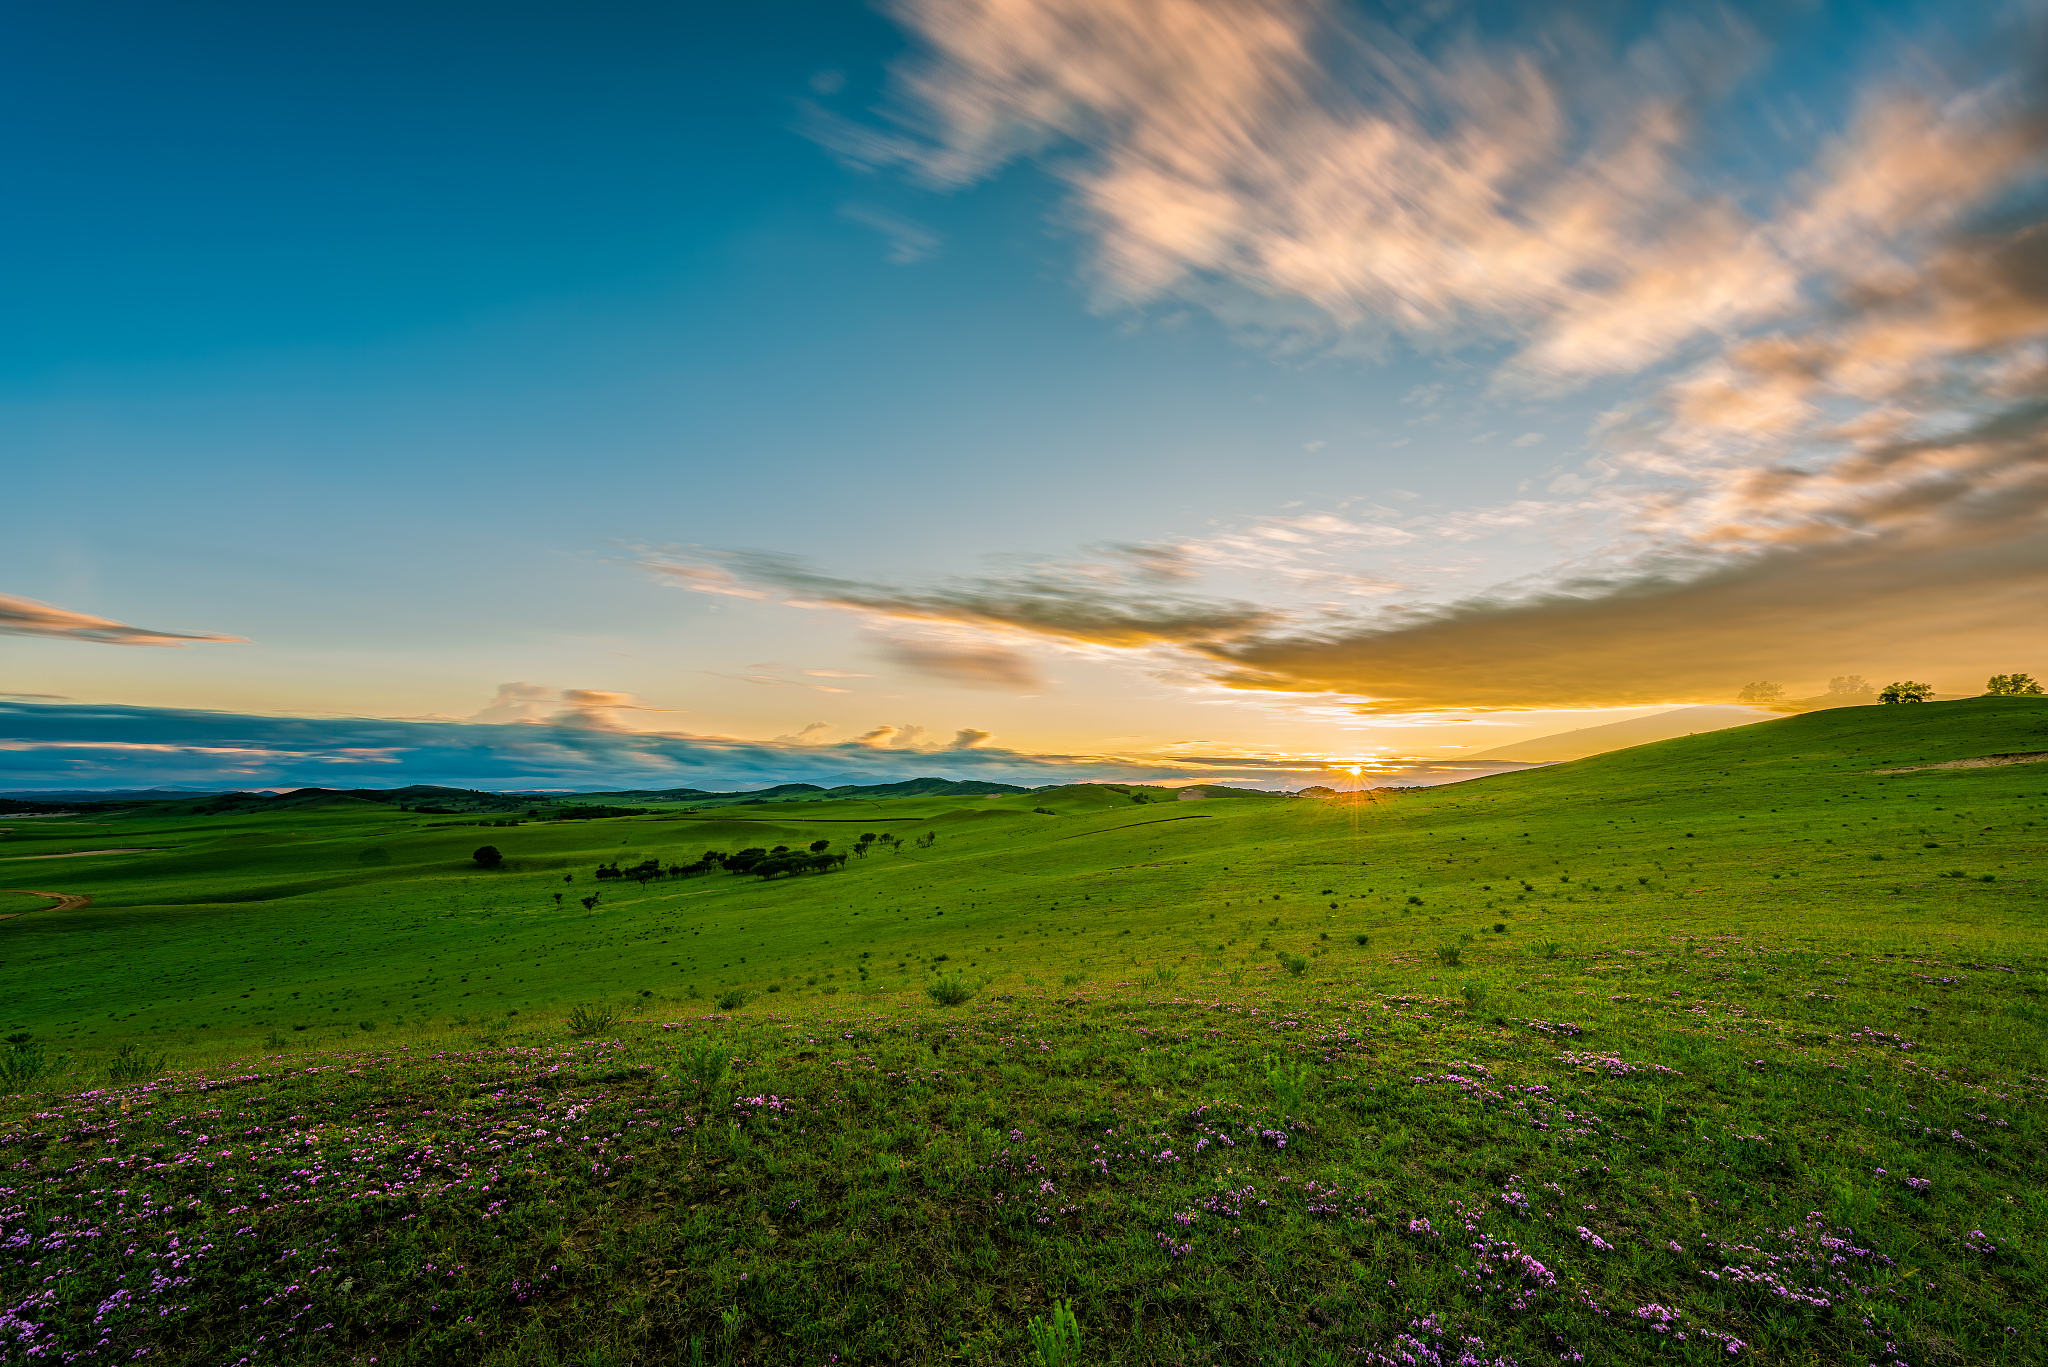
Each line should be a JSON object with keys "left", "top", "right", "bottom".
{"left": 5, "top": 0, "right": 2045, "bottom": 792}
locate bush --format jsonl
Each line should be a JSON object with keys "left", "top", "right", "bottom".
{"left": 715, "top": 989, "right": 750, "bottom": 1012}
{"left": 1434, "top": 945, "right": 1462, "bottom": 967}
{"left": 926, "top": 975, "right": 976, "bottom": 1006}
{"left": 1353, "top": 933, "right": 1370, "bottom": 946}
{"left": 471, "top": 845, "right": 503, "bottom": 868}
{"left": 1032, "top": 807, "right": 1057, "bottom": 815}
{"left": 566, "top": 1003, "right": 619, "bottom": 1037}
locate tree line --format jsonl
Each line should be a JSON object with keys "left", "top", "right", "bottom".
{"left": 1737, "top": 673, "right": 2040, "bottom": 705}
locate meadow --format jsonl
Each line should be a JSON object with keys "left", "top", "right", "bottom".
{"left": 1, "top": 696, "right": 2044, "bottom": 1365}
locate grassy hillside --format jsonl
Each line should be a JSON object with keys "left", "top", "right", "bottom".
{"left": 2, "top": 697, "right": 2044, "bottom": 1365}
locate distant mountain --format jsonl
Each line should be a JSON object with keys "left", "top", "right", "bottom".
{"left": 1462, "top": 706, "right": 1772, "bottom": 763}
{"left": 0, "top": 787, "right": 229, "bottom": 802}
{"left": 823, "top": 778, "right": 1033, "bottom": 798}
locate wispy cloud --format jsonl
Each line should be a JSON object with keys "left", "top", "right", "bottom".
{"left": 815, "top": 0, "right": 2042, "bottom": 387}
{"left": 0, "top": 593, "right": 246, "bottom": 648}
{"left": 751, "top": 3, "right": 2048, "bottom": 712}
{"left": 838, "top": 202, "right": 944, "bottom": 264}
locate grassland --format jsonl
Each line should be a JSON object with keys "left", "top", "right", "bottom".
{"left": 2, "top": 696, "right": 2045, "bottom": 1365}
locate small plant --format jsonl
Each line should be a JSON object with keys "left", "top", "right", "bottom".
{"left": 926, "top": 975, "right": 976, "bottom": 1006}
{"left": 1407, "top": 895, "right": 1424, "bottom": 906}
{"left": 105, "top": 1043, "right": 166, "bottom": 1082}
{"left": 1353, "top": 933, "right": 1370, "bottom": 946}
{"left": 1061, "top": 972, "right": 1083, "bottom": 987}
{"left": 566, "top": 1003, "right": 619, "bottom": 1037}
{"left": 715, "top": 989, "right": 750, "bottom": 1012}
{"left": 1276, "top": 951, "right": 1309, "bottom": 976}
{"left": 680, "top": 1037, "right": 731, "bottom": 1100}
{"left": 1492, "top": 922, "right": 1507, "bottom": 933}
{"left": 1540, "top": 941, "right": 1563, "bottom": 959}
{"left": 1265, "top": 1054, "right": 1310, "bottom": 1113}
{"left": 0, "top": 1034, "right": 50, "bottom": 1090}
{"left": 1434, "top": 945, "right": 1462, "bottom": 967}
{"left": 1461, "top": 982, "right": 1488, "bottom": 1008}
{"left": 1149, "top": 965, "right": 1179, "bottom": 988}
{"left": 1028, "top": 1298, "right": 1082, "bottom": 1367}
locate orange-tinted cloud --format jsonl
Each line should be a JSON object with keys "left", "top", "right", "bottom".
{"left": 0, "top": 593, "right": 246, "bottom": 647}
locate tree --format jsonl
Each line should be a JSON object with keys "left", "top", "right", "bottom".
{"left": 809, "top": 839, "right": 831, "bottom": 853}
{"left": 471, "top": 845, "right": 503, "bottom": 868}
{"left": 1736, "top": 681, "right": 1784, "bottom": 703}
{"left": 1985, "top": 673, "right": 2044, "bottom": 696}
{"left": 1827, "top": 675, "right": 1874, "bottom": 696}
{"left": 1879, "top": 680, "right": 1934, "bottom": 704}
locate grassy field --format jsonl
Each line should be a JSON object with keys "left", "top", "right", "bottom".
{"left": 2, "top": 696, "right": 2044, "bottom": 1364}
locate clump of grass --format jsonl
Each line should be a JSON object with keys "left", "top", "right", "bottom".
{"left": 1027, "top": 1298, "right": 1082, "bottom": 1367}
{"left": 1276, "top": 951, "right": 1309, "bottom": 976}
{"left": 1541, "top": 941, "right": 1564, "bottom": 959}
{"left": 714, "top": 990, "right": 750, "bottom": 1012}
{"left": 1461, "top": 982, "right": 1488, "bottom": 1009}
{"left": 1264, "top": 1054, "right": 1310, "bottom": 1113}
{"left": 1353, "top": 933, "right": 1370, "bottom": 946}
{"left": 1061, "top": 972, "right": 1084, "bottom": 987}
{"left": 925, "top": 975, "right": 976, "bottom": 1006}
{"left": 566, "top": 1003, "right": 620, "bottom": 1037}
{"left": 0, "top": 1034, "right": 50, "bottom": 1091}
{"left": 105, "top": 1044, "right": 165, "bottom": 1083}
{"left": 680, "top": 1037, "right": 730, "bottom": 1101}
{"left": 1434, "top": 945, "right": 1463, "bottom": 966}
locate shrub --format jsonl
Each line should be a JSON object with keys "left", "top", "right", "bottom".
{"left": 1032, "top": 807, "right": 1057, "bottom": 816}
{"left": 566, "top": 1003, "right": 619, "bottom": 1037}
{"left": 926, "top": 975, "right": 976, "bottom": 1006}
{"left": 471, "top": 845, "right": 503, "bottom": 868}
{"left": 1407, "top": 895, "right": 1424, "bottom": 906}
{"left": 105, "top": 1043, "right": 165, "bottom": 1082}
{"left": 1353, "top": 933, "right": 1370, "bottom": 946}
{"left": 715, "top": 990, "right": 750, "bottom": 1012}
{"left": 1435, "top": 945, "right": 1462, "bottom": 966}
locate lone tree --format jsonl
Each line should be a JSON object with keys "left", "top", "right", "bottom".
{"left": 1737, "top": 681, "right": 1784, "bottom": 703}
{"left": 1828, "top": 675, "right": 1875, "bottom": 696}
{"left": 471, "top": 845, "right": 503, "bottom": 868}
{"left": 1879, "top": 680, "right": 1934, "bottom": 704}
{"left": 1986, "top": 673, "right": 2044, "bottom": 695}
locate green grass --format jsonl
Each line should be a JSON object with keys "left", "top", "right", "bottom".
{"left": 2, "top": 696, "right": 2045, "bottom": 1364}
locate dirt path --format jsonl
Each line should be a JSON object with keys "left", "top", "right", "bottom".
{"left": 0, "top": 848, "right": 162, "bottom": 860}
{"left": 0, "top": 889, "right": 93, "bottom": 920}
{"left": 1870, "top": 751, "right": 2048, "bottom": 773}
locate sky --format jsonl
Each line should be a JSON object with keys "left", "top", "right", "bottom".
{"left": 4, "top": 0, "right": 2045, "bottom": 793}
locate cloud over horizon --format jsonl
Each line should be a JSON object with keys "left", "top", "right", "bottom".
{"left": 0, "top": 700, "right": 1344, "bottom": 793}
